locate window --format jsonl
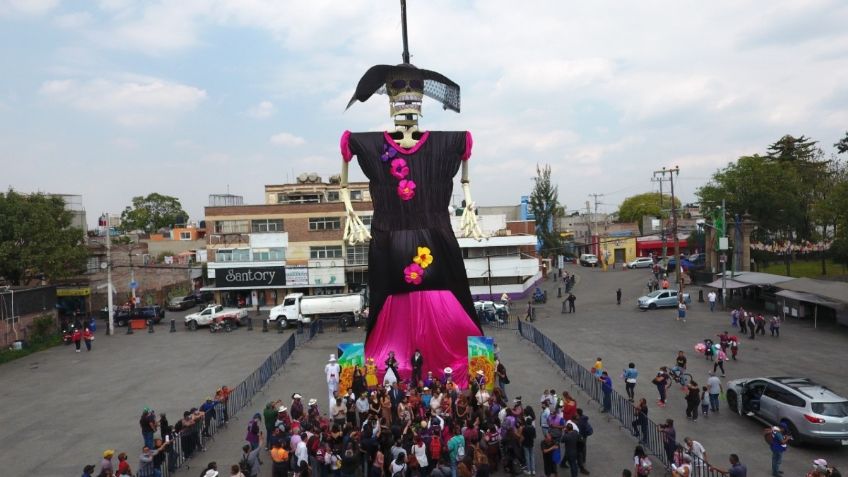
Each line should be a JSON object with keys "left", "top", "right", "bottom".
{"left": 253, "top": 248, "right": 286, "bottom": 261}
{"left": 179, "top": 231, "right": 192, "bottom": 240}
{"left": 216, "top": 248, "right": 249, "bottom": 262}
{"left": 213, "top": 220, "right": 249, "bottom": 234}
{"left": 350, "top": 190, "right": 363, "bottom": 201}
{"left": 346, "top": 244, "right": 369, "bottom": 265}
{"left": 310, "top": 245, "right": 343, "bottom": 259}
{"left": 361, "top": 215, "right": 372, "bottom": 229}
{"left": 252, "top": 219, "right": 284, "bottom": 233}
{"left": 763, "top": 387, "right": 805, "bottom": 407}
{"left": 327, "top": 191, "right": 340, "bottom": 202}
{"left": 812, "top": 401, "right": 848, "bottom": 417}
{"left": 309, "top": 217, "right": 341, "bottom": 231}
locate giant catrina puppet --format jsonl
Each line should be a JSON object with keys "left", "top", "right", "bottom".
{"left": 338, "top": 2, "right": 484, "bottom": 388}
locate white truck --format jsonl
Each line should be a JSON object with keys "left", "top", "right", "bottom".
{"left": 184, "top": 304, "right": 249, "bottom": 331}
{"left": 269, "top": 293, "right": 365, "bottom": 328}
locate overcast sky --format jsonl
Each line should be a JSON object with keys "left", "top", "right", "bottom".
{"left": 2, "top": 0, "right": 847, "bottom": 227}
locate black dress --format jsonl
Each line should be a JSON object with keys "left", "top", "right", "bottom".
{"left": 341, "top": 130, "right": 482, "bottom": 387}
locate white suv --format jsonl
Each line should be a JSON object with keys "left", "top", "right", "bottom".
{"left": 579, "top": 254, "right": 599, "bottom": 267}
{"left": 627, "top": 257, "right": 654, "bottom": 269}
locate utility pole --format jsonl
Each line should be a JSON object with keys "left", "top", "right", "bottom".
{"left": 486, "top": 251, "right": 493, "bottom": 300}
{"left": 654, "top": 167, "right": 681, "bottom": 291}
{"left": 584, "top": 200, "right": 592, "bottom": 255}
{"left": 588, "top": 194, "right": 604, "bottom": 260}
{"left": 104, "top": 214, "right": 115, "bottom": 335}
{"left": 651, "top": 176, "right": 669, "bottom": 266}
{"left": 719, "top": 199, "right": 728, "bottom": 310}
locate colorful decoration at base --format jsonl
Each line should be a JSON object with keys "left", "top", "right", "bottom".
{"left": 337, "top": 342, "right": 365, "bottom": 396}
{"left": 467, "top": 336, "right": 495, "bottom": 391}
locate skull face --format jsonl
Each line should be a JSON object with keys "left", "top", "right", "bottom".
{"left": 386, "top": 70, "right": 423, "bottom": 118}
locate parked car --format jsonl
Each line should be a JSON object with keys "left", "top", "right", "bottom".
{"left": 627, "top": 257, "right": 654, "bottom": 269}
{"left": 101, "top": 305, "right": 166, "bottom": 326}
{"left": 637, "top": 289, "right": 691, "bottom": 310}
{"left": 579, "top": 253, "right": 599, "bottom": 267}
{"left": 725, "top": 376, "right": 848, "bottom": 445}
{"left": 184, "top": 304, "right": 249, "bottom": 331}
{"left": 474, "top": 300, "right": 508, "bottom": 323}
{"left": 194, "top": 290, "right": 214, "bottom": 303}
{"left": 167, "top": 294, "right": 197, "bottom": 311}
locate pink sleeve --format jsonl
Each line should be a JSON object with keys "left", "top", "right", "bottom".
{"left": 340, "top": 130, "right": 353, "bottom": 162}
{"left": 461, "top": 131, "right": 473, "bottom": 161}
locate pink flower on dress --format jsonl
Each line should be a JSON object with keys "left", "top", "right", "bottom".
{"left": 404, "top": 263, "right": 425, "bottom": 285}
{"left": 397, "top": 179, "right": 416, "bottom": 201}
{"left": 389, "top": 158, "right": 410, "bottom": 180}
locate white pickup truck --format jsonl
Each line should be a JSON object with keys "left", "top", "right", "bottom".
{"left": 184, "top": 304, "right": 249, "bottom": 331}
{"left": 269, "top": 293, "right": 365, "bottom": 328}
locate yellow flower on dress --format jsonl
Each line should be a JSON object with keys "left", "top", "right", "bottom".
{"left": 413, "top": 246, "right": 434, "bottom": 269}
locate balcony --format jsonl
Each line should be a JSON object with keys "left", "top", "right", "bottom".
{"left": 208, "top": 233, "right": 250, "bottom": 246}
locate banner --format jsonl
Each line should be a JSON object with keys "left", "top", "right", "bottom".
{"left": 467, "top": 336, "right": 496, "bottom": 391}
{"left": 286, "top": 265, "right": 309, "bottom": 286}
{"left": 214, "top": 266, "right": 286, "bottom": 288}
{"left": 337, "top": 342, "right": 365, "bottom": 396}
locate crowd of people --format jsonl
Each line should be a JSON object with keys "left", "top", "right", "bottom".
{"left": 82, "top": 387, "right": 232, "bottom": 477}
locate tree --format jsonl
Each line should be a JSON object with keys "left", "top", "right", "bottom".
{"left": 616, "top": 192, "right": 680, "bottom": 235}
{"left": 529, "top": 164, "right": 563, "bottom": 258}
{"left": 767, "top": 134, "right": 817, "bottom": 162}
{"left": 836, "top": 131, "right": 848, "bottom": 155}
{"left": 120, "top": 193, "right": 188, "bottom": 233}
{"left": 697, "top": 154, "right": 804, "bottom": 240}
{"left": 0, "top": 190, "right": 88, "bottom": 285}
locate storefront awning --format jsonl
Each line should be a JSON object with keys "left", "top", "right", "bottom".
{"left": 775, "top": 290, "right": 846, "bottom": 310}
{"left": 704, "top": 278, "right": 751, "bottom": 289}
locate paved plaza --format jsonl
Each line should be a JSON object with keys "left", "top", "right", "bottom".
{"left": 531, "top": 263, "right": 848, "bottom": 474}
{"left": 0, "top": 266, "right": 846, "bottom": 476}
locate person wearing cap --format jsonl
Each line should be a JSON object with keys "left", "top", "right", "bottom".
{"left": 808, "top": 459, "right": 841, "bottom": 477}
{"left": 326, "top": 354, "right": 341, "bottom": 410}
{"left": 765, "top": 425, "right": 788, "bottom": 476}
{"left": 116, "top": 452, "right": 132, "bottom": 477}
{"left": 441, "top": 367, "right": 453, "bottom": 386}
{"left": 140, "top": 407, "right": 156, "bottom": 449}
{"left": 246, "top": 413, "right": 263, "bottom": 451}
{"left": 289, "top": 393, "right": 304, "bottom": 420}
{"left": 81, "top": 464, "right": 96, "bottom": 477}
{"left": 99, "top": 450, "right": 115, "bottom": 476}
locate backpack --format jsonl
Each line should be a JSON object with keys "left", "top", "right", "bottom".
{"left": 429, "top": 436, "right": 442, "bottom": 460}
{"left": 455, "top": 441, "right": 465, "bottom": 459}
{"left": 239, "top": 455, "right": 251, "bottom": 475}
{"left": 638, "top": 457, "right": 652, "bottom": 475}
{"left": 581, "top": 419, "right": 593, "bottom": 437}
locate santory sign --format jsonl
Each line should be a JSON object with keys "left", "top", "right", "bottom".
{"left": 215, "top": 266, "right": 286, "bottom": 288}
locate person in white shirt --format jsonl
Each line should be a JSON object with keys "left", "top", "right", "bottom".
{"left": 707, "top": 291, "right": 717, "bottom": 312}
{"left": 356, "top": 393, "right": 370, "bottom": 427}
{"left": 683, "top": 437, "right": 707, "bottom": 464}
{"left": 294, "top": 436, "right": 309, "bottom": 470}
{"left": 325, "top": 354, "right": 340, "bottom": 410}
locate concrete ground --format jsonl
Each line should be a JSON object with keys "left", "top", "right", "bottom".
{"left": 530, "top": 263, "right": 848, "bottom": 474}
{"left": 0, "top": 309, "right": 294, "bottom": 477}
{"left": 2, "top": 265, "right": 847, "bottom": 476}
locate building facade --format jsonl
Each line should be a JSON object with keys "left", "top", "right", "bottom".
{"left": 202, "top": 178, "right": 542, "bottom": 307}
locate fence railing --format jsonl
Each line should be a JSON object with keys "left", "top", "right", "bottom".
{"left": 140, "top": 320, "right": 320, "bottom": 476}
{"left": 518, "top": 321, "right": 722, "bottom": 477}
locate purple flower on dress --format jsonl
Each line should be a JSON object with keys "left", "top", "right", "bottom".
{"left": 397, "top": 179, "right": 416, "bottom": 201}
{"left": 381, "top": 143, "right": 399, "bottom": 162}
{"left": 390, "top": 158, "right": 410, "bottom": 180}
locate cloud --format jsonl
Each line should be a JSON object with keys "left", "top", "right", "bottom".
{"left": 0, "top": 0, "right": 59, "bottom": 16}
{"left": 53, "top": 11, "right": 94, "bottom": 29}
{"left": 269, "top": 132, "right": 305, "bottom": 146}
{"left": 245, "top": 100, "right": 276, "bottom": 119}
{"left": 39, "top": 75, "right": 207, "bottom": 126}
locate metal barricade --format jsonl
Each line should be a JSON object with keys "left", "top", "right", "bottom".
{"left": 518, "top": 321, "right": 723, "bottom": 477}
{"left": 145, "top": 327, "right": 315, "bottom": 476}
